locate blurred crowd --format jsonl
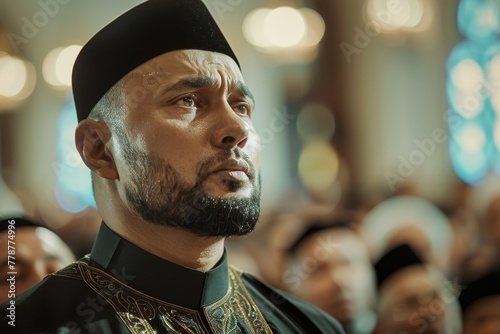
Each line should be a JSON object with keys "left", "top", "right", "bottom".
{"left": 2, "top": 174, "right": 500, "bottom": 334}
{"left": 229, "top": 175, "right": 500, "bottom": 334}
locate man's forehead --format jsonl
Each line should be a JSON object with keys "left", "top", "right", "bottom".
{"left": 129, "top": 50, "right": 242, "bottom": 79}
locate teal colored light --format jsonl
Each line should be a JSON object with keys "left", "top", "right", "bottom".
{"left": 446, "top": 40, "right": 485, "bottom": 70}
{"left": 449, "top": 139, "right": 489, "bottom": 185}
{"left": 458, "top": 0, "right": 499, "bottom": 44}
{"left": 447, "top": 0, "right": 499, "bottom": 184}
{"left": 55, "top": 97, "right": 96, "bottom": 213}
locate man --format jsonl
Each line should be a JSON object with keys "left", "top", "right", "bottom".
{"left": 372, "top": 243, "right": 461, "bottom": 334}
{"left": 459, "top": 268, "right": 500, "bottom": 334}
{"left": 1, "top": 1, "right": 345, "bottom": 333}
{"left": 283, "top": 222, "right": 377, "bottom": 334}
{"left": 0, "top": 218, "right": 75, "bottom": 303}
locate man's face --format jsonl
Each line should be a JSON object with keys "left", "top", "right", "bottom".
{"left": 110, "top": 50, "right": 261, "bottom": 237}
{"left": 293, "top": 230, "right": 375, "bottom": 325}
{"left": 0, "top": 227, "right": 75, "bottom": 303}
{"left": 378, "top": 266, "right": 448, "bottom": 334}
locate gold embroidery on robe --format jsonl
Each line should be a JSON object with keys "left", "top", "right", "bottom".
{"left": 52, "top": 262, "right": 272, "bottom": 334}
{"left": 205, "top": 267, "right": 273, "bottom": 334}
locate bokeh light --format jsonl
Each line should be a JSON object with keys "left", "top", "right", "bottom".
{"left": 264, "top": 7, "right": 306, "bottom": 47}
{"left": 298, "top": 141, "right": 339, "bottom": 192}
{"left": 455, "top": 122, "right": 487, "bottom": 152}
{"left": 494, "top": 119, "right": 500, "bottom": 149}
{"left": 43, "top": 45, "right": 82, "bottom": 89}
{"left": 0, "top": 52, "right": 36, "bottom": 102}
{"left": 446, "top": 42, "right": 487, "bottom": 119}
{"left": 365, "top": 0, "right": 429, "bottom": 33}
{"left": 296, "top": 103, "right": 335, "bottom": 142}
{"left": 450, "top": 121, "right": 490, "bottom": 185}
{"left": 54, "top": 98, "right": 96, "bottom": 213}
{"left": 458, "top": 0, "right": 499, "bottom": 43}
{"left": 487, "top": 53, "right": 500, "bottom": 113}
{"left": 243, "top": 6, "right": 325, "bottom": 52}
{"left": 451, "top": 59, "right": 484, "bottom": 96}
{"left": 450, "top": 140, "right": 489, "bottom": 185}
{"left": 242, "top": 8, "right": 273, "bottom": 48}
{"left": 447, "top": 2, "right": 500, "bottom": 185}
{"left": 297, "top": 8, "right": 326, "bottom": 47}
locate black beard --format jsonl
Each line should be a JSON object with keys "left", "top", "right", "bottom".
{"left": 121, "top": 143, "right": 261, "bottom": 237}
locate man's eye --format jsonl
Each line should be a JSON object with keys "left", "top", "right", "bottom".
{"left": 179, "top": 96, "right": 195, "bottom": 107}
{"left": 235, "top": 104, "right": 250, "bottom": 114}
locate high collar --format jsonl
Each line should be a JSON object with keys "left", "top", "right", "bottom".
{"left": 89, "top": 222, "right": 229, "bottom": 310}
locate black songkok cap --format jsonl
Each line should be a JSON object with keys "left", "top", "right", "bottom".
{"left": 459, "top": 268, "right": 500, "bottom": 313}
{"left": 72, "top": 0, "right": 239, "bottom": 122}
{"left": 374, "top": 243, "right": 424, "bottom": 289}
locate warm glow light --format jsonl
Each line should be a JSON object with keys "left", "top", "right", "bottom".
{"left": 298, "top": 8, "right": 326, "bottom": 47}
{"left": 243, "top": 6, "right": 324, "bottom": 61}
{"left": 243, "top": 8, "right": 273, "bottom": 48}
{"left": 411, "top": 0, "right": 433, "bottom": 32}
{"left": 43, "top": 45, "right": 82, "bottom": 89}
{"left": 298, "top": 141, "right": 339, "bottom": 192}
{"left": 0, "top": 54, "right": 26, "bottom": 97}
{"left": 0, "top": 53, "right": 35, "bottom": 102}
{"left": 365, "top": 0, "right": 428, "bottom": 33}
{"left": 263, "top": 7, "right": 306, "bottom": 47}
{"left": 56, "top": 45, "right": 81, "bottom": 86}
{"left": 43, "top": 47, "right": 64, "bottom": 87}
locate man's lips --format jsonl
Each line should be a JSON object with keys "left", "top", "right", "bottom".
{"left": 214, "top": 170, "right": 248, "bottom": 181}
{"left": 210, "top": 160, "right": 251, "bottom": 181}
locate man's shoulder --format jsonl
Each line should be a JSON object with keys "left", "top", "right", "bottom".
{"left": 1, "top": 262, "right": 116, "bottom": 333}
{"left": 4, "top": 262, "right": 87, "bottom": 303}
{"left": 235, "top": 268, "right": 346, "bottom": 334}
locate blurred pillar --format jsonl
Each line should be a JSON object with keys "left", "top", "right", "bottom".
{"left": 306, "top": 0, "right": 357, "bottom": 206}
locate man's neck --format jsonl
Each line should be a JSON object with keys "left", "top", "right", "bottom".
{"left": 110, "top": 220, "right": 225, "bottom": 272}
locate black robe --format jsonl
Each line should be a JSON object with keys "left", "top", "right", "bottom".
{"left": 1, "top": 223, "right": 346, "bottom": 333}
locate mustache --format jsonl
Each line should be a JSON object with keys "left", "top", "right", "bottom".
{"left": 197, "top": 149, "right": 257, "bottom": 181}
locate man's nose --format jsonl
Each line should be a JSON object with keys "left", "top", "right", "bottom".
{"left": 210, "top": 102, "right": 249, "bottom": 149}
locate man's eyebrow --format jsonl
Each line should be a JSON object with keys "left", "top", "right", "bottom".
{"left": 158, "top": 76, "right": 256, "bottom": 106}
{"left": 234, "top": 81, "right": 256, "bottom": 107}
{"left": 160, "top": 76, "right": 217, "bottom": 94}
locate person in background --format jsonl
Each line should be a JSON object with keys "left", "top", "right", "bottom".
{"left": 438, "top": 205, "right": 481, "bottom": 280}
{"left": 0, "top": 218, "right": 75, "bottom": 303}
{"left": 459, "top": 267, "right": 500, "bottom": 334}
{"left": 372, "top": 243, "right": 461, "bottom": 334}
{"left": 284, "top": 221, "right": 377, "bottom": 334}
{"left": 360, "top": 195, "right": 453, "bottom": 275}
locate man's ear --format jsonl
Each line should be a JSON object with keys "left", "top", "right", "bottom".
{"left": 75, "top": 119, "right": 118, "bottom": 180}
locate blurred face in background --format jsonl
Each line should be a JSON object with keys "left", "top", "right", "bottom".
{"left": 0, "top": 227, "right": 75, "bottom": 303}
{"left": 289, "top": 229, "right": 375, "bottom": 326}
{"left": 376, "top": 265, "right": 448, "bottom": 334}
{"left": 463, "top": 295, "right": 500, "bottom": 334}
